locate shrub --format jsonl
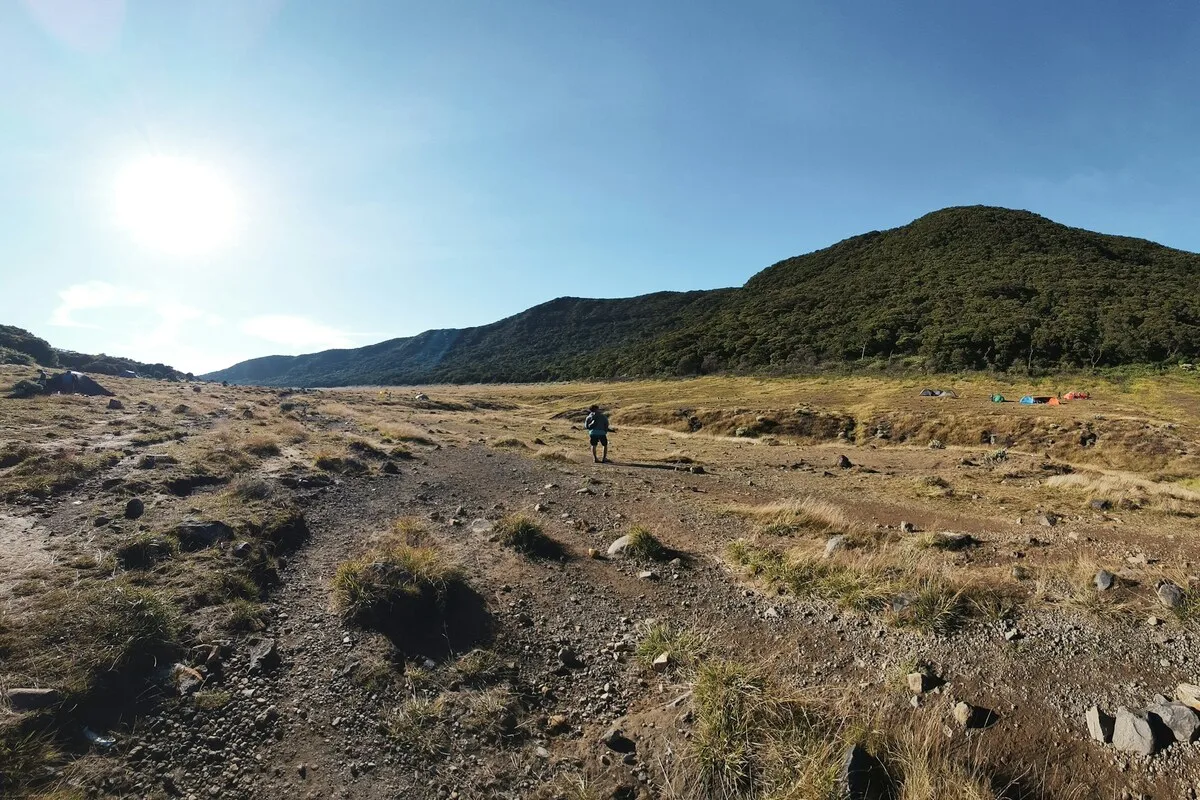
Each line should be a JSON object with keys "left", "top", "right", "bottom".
{"left": 332, "top": 542, "right": 461, "bottom": 625}
{"left": 625, "top": 525, "right": 669, "bottom": 561}
{"left": 496, "top": 515, "right": 562, "bottom": 558}
{"left": 8, "top": 379, "right": 43, "bottom": 398}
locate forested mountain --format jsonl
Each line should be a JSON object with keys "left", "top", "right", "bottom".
{"left": 205, "top": 206, "right": 1200, "bottom": 386}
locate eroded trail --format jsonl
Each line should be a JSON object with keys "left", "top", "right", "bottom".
{"left": 109, "top": 439, "right": 1200, "bottom": 800}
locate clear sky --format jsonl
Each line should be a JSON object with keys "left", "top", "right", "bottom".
{"left": 2, "top": 1, "right": 1198, "bottom": 374}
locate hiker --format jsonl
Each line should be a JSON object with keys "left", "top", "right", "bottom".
{"left": 36, "top": 368, "right": 47, "bottom": 387}
{"left": 585, "top": 404, "right": 610, "bottom": 463}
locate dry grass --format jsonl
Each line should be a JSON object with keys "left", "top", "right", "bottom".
{"left": 332, "top": 539, "right": 462, "bottom": 624}
{"left": 624, "top": 525, "right": 671, "bottom": 561}
{"left": 724, "top": 497, "right": 854, "bottom": 537}
{"left": 635, "top": 621, "right": 709, "bottom": 672}
{"left": 1046, "top": 469, "right": 1200, "bottom": 509}
{"left": 496, "top": 515, "right": 563, "bottom": 558}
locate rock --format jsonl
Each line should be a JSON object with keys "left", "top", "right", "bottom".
{"left": 1094, "top": 570, "right": 1114, "bottom": 591}
{"left": 601, "top": 727, "right": 636, "bottom": 753}
{"left": 1037, "top": 513, "right": 1058, "bottom": 527}
{"left": 607, "top": 535, "right": 632, "bottom": 557}
{"left": 173, "top": 519, "right": 235, "bottom": 551}
{"left": 469, "top": 519, "right": 495, "bottom": 535}
{"left": 1176, "top": 683, "right": 1200, "bottom": 711}
{"left": 689, "top": 465, "right": 706, "bottom": 475}
{"left": 1112, "top": 707, "right": 1158, "bottom": 755}
{"left": 546, "top": 714, "right": 570, "bottom": 734}
{"left": 637, "top": 570, "right": 658, "bottom": 581}
{"left": 824, "top": 535, "right": 846, "bottom": 558}
{"left": 535, "top": 745, "right": 550, "bottom": 759}
{"left": 952, "top": 702, "right": 997, "bottom": 729}
{"left": 1011, "top": 566, "right": 1030, "bottom": 580}
{"left": 1146, "top": 703, "right": 1200, "bottom": 743}
{"left": 1085, "top": 706, "right": 1114, "bottom": 743}
{"left": 172, "top": 663, "right": 204, "bottom": 696}
{"left": 1090, "top": 498, "right": 1112, "bottom": 511}
{"left": 248, "top": 638, "right": 280, "bottom": 674}
{"left": 124, "top": 497, "right": 145, "bottom": 520}
{"left": 381, "top": 461, "right": 400, "bottom": 475}
{"left": 837, "top": 743, "right": 891, "bottom": 800}
{"left": 899, "top": 521, "right": 916, "bottom": 533}
{"left": 93, "top": 515, "right": 111, "bottom": 527}
{"left": 906, "top": 672, "right": 934, "bottom": 694}
{"left": 558, "top": 647, "right": 581, "bottom": 669}
{"left": 652, "top": 652, "right": 672, "bottom": 673}
{"left": 1157, "top": 581, "right": 1185, "bottom": 609}
{"left": 5, "top": 688, "right": 61, "bottom": 712}
{"left": 107, "top": 398, "right": 124, "bottom": 410}
{"left": 835, "top": 455, "right": 853, "bottom": 469}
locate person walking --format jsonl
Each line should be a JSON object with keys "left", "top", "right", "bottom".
{"left": 584, "top": 404, "right": 610, "bottom": 463}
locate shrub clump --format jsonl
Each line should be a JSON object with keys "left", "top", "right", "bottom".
{"left": 496, "top": 515, "right": 562, "bottom": 558}
{"left": 332, "top": 541, "right": 462, "bottom": 626}
{"left": 624, "top": 525, "right": 670, "bottom": 561}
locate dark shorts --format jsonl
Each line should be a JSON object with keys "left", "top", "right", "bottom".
{"left": 589, "top": 434, "right": 608, "bottom": 446}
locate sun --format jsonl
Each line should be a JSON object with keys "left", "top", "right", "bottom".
{"left": 114, "top": 155, "right": 240, "bottom": 257}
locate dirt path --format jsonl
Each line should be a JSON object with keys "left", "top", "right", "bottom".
{"left": 93, "top": 440, "right": 1200, "bottom": 800}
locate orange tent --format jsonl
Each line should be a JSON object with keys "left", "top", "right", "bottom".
{"left": 1063, "top": 391, "right": 1090, "bottom": 400}
{"left": 1047, "top": 396, "right": 1060, "bottom": 405}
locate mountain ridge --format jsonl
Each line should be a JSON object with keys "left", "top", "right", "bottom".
{"left": 204, "top": 206, "right": 1200, "bottom": 386}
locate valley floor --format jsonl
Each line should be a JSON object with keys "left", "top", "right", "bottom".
{"left": 4, "top": 369, "right": 1200, "bottom": 799}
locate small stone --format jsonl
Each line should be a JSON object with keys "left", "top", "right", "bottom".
{"left": 1037, "top": 513, "right": 1058, "bottom": 527}
{"left": 1156, "top": 581, "right": 1185, "bottom": 609}
{"left": 469, "top": 518, "right": 495, "bottom": 535}
{"left": 899, "top": 521, "right": 916, "bottom": 533}
{"left": 906, "top": 672, "right": 934, "bottom": 694}
{"left": 1090, "top": 498, "right": 1112, "bottom": 511}
{"left": 953, "top": 702, "right": 975, "bottom": 728}
{"left": 1176, "top": 683, "right": 1200, "bottom": 711}
{"left": 637, "top": 570, "right": 658, "bottom": 581}
{"left": 93, "top": 515, "right": 111, "bottom": 527}
{"left": 835, "top": 455, "right": 853, "bottom": 469}
{"left": 1112, "top": 707, "right": 1157, "bottom": 755}
{"left": 1094, "top": 570, "right": 1114, "bottom": 591}
{"left": 652, "top": 652, "right": 672, "bottom": 673}
{"left": 607, "top": 535, "right": 632, "bottom": 557}
{"left": 248, "top": 638, "right": 280, "bottom": 674}
{"left": 1085, "top": 706, "right": 1114, "bottom": 743}
{"left": 824, "top": 535, "right": 846, "bottom": 558}
{"left": 558, "top": 647, "right": 581, "bottom": 669}
{"left": 1011, "top": 565, "right": 1030, "bottom": 580}
{"left": 107, "top": 398, "right": 124, "bottom": 410}
{"left": 535, "top": 746, "right": 550, "bottom": 759}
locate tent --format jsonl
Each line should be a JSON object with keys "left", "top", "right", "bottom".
{"left": 1019, "top": 395, "right": 1055, "bottom": 405}
{"left": 45, "top": 371, "right": 113, "bottom": 397}
{"left": 120, "top": 369, "right": 138, "bottom": 379}
{"left": 919, "top": 389, "right": 958, "bottom": 398}
{"left": 1019, "top": 396, "right": 1035, "bottom": 404}
{"left": 991, "top": 394, "right": 1005, "bottom": 403}
{"left": 1063, "top": 391, "right": 1089, "bottom": 400}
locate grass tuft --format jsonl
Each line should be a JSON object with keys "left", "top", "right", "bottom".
{"left": 496, "top": 515, "right": 563, "bottom": 558}
{"left": 625, "top": 525, "right": 670, "bottom": 561}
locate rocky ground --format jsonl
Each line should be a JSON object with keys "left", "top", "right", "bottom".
{"left": 5, "top": 372, "right": 1200, "bottom": 799}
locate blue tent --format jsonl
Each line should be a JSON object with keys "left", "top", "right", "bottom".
{"left": 1020, "top": 396, "right": 1035, "bottom": 404}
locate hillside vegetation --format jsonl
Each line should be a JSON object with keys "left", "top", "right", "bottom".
{"left": 0, "top": 324, "right": 181, "bottom": 379}
{"left": 204, "top": 205, "right": 1200, "bottom": 386}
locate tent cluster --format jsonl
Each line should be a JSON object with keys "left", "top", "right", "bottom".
{"left": 1013, "top": 391, "right": 1090, "bottom": 405}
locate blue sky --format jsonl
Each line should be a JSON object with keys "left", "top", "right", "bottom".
{"left": 2, "top": 0, "right": 1198, "bottom": 373}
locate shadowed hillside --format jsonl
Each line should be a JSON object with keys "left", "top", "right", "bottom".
{"left": 205, "top": 206, "right": 1200, "bottom": 386}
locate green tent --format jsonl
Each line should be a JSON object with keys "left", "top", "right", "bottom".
{"left": 991, "top": 394, "right": 1005, "bottom": 403}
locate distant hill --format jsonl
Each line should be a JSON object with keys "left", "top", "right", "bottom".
{"left": 205, "top": 206, "right": 1200, "bottom": 386}
{"left": 0, "top": 324, "right": 183, "bottom": 380}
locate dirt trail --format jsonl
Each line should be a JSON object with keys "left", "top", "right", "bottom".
{"left": 91, "top": 440, "right": 1199, "bottom": 800}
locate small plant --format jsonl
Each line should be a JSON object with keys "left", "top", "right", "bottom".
{"left": 241, "top": 434, "right": 281, "bottom": 457}
{"left": 115, "top": 533, "right": 179, "bottom": 570}
{"left": 625, "top": 525, "right": 670, "bottom": 561}
{"left": 332, "top": 541, "right": 462, "bottom": 629}
{"left": 222, "top": 599, "right": 270, "bottom": 632}
{"left": 455, "top": 648, "right": 507, "bottom": 687}
{"left": 981, "top": 447, "right": 1009, "bottom": 468}
{"left": 0, "top": 441, "right": 39, "bottom": 468}
{"left": 635, "top": 622, "right": 708, "bottom": 671}
{"left": 229, "top": 476, "right": 275, "bottom": 501}
{"left": 193, "top": 690, "right": 232, "bottom": 711}
{"left": 496, "top": 515, "right": 562, "bottom": 558}
{"left": 490, "top": 437, "right": 527, "bottom": 449}
{"left": 387, "top": 695, "right": 450, "bottom": 755}
{"left": 347, "top": 439, "right": 388, "bottom": 459}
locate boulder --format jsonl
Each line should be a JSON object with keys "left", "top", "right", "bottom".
{"left": 1156, "top": 581, "right": 1185, "bottom": 610}
{"left": 1094, "top": 570, "right": 1114, "bottom": 591}
{"left": 1112, "top": 707, "right": 1157, "bottom": 756}
{"left": 5, "top": 688, "right": 61, "bottom": 712}
{"left": 836, "top": 743, "right": 891, "bottom": 800}
{"left": 835, "top": 454, "right": 853, "bottom": 469}
{"left": 107, "top": 398, "right": 124, "bottom": 410}
{"left": 174, "top": 519, "right": 234, "bottom": 551}
{"left": 1085, "top": 705, "right": 1114, "bottom": 743}
{"left": 1146, "top": 702, "right": 1200, "bottom": 743}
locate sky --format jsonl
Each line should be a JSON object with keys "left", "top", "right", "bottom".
{"left": 2, "top": 1, "right": 1199, "bottom": 374}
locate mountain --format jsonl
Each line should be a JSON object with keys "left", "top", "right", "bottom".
{"left": 205, "top": 206, "right": 1200, "bottom": 386}
{"left": 0, "top": 324, "right": 183, "bottom": 380}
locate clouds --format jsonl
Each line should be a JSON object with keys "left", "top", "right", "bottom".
{"left": 47, "top": 281, "right": 361, "bottom": 372}
{"left": 240, "top": 315, "right": 358, "bottom": 350}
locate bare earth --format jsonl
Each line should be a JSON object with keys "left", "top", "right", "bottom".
{"left": 4, "top": 368, "right": 1200, "bottom": 799}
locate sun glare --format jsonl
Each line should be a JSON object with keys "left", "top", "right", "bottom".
{"left": 114, "top": 155, "right": 239, "bottom": 256}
